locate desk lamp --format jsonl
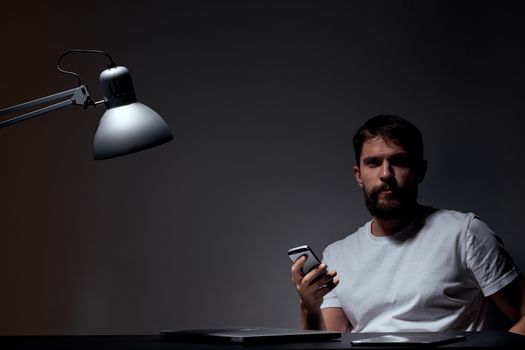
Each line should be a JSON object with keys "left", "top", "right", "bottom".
{"left": 0, "top": 49, "right": 173, "bottom": 160}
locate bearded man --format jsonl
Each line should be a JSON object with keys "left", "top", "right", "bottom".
{"left": 291, "top": 115, "right": 525, "bottom": 335}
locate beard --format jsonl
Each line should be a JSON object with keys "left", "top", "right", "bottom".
{"left": 363, "top": 182, "right": 418, "bottom": 221}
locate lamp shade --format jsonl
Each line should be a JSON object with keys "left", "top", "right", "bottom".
{"left": 93, "top": 66, "right": 173, "bottom": 160}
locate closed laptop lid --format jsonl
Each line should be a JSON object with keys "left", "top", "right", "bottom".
{"left": 160, "top": 327, "right": 341, "bottom": 343}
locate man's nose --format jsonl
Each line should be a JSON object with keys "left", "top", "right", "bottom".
{"left": 379, "top": 162, "right": 394, "bottom": 182}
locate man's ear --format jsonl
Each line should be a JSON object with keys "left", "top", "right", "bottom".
{"left": 417, "top": 160, "right": 428, "bottom": 183}
{"left": 353, "top": 165, "right": 363, "bottom": 188}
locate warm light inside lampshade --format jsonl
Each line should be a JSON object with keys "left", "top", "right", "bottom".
{"left": 93, "top": 102, "right": 173, "bottom": 160}
{"left": 92, "top": 65, "right": 173, "bottom": 160}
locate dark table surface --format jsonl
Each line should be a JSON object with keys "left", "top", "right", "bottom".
{"left": 2, "top": 331, "right": 525, "bottom": 349}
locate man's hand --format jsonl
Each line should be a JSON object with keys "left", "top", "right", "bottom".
{"left": 291, "top": 255, "right": 339, "bottom": 329}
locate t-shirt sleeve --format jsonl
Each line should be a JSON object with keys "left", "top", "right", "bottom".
{"left": 320, "top": 248, "right": 342, "bottom": 309}
{"left": 321, "top": 286, "right": 341, "bottom": 309}
{"left": 465, "top": 216, "right": 519, "bottom": 296}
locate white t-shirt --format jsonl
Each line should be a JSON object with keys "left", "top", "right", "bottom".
{"left": 321, "top": 207, "right": 519, "bottom": 332}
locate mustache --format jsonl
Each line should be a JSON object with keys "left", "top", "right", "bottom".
{"left": 370, "top": 184, "right": 401, "bottom": 195}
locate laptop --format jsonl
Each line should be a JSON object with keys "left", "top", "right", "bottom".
{"left": 350, "top": 333, "right": 466, "bottom": 347}
{"left": 160, "top": 327, "right": 341, "bottom": 344}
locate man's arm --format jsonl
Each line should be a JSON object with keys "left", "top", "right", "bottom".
{"left": 489, "top": 274, "right": 525, "bottom": 335}
{"left": 291, "top": 256, "right": 347, "bottom": 330}
{"left": 322, "top": 307, "right": 353, "bottom": 332}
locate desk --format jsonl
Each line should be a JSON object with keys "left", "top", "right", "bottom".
{"left": 2, "top": 332, "right": 525, "bottom": 349}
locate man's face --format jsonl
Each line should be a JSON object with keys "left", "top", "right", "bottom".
{"left": 353, "top": 136, "right": 425, "bottom": 220}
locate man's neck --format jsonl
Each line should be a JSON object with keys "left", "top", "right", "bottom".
{"left": 371, "top": 204, "right": 421, "bottom": 237}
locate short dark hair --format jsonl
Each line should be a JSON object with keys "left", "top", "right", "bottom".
{"left": 353, "top": 115, "right": 424, "bottom": 165}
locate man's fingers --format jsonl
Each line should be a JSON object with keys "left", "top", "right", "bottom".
{"left": 291, "top": 255, "right": 306, "bottom": 272}
{"left": 291, "top": 256, "right": 340, "bottom": 297}
{"left": 315, "top": 276, "right": 340, "bottom": 296}
{"left": 305, "top": 270, "right": 337, "bottom": 292}
{"left": 303, "top": 263, "right": 328, "bottom": 285}
{"left": 291, "top": 255, "right": 306, "bottom": 283}
{"left": 315, "top": 270, "right": 337, "bottom": 286}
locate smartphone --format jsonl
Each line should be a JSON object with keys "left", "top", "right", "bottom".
{"left": 288, "top": 245, "right": 323, "bottom": 275}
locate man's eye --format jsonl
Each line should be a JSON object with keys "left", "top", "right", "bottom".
{"left": 366, "top": 159, "right": 382, "bottom": 167}
{"left": 390, "top": 157, "right": 411, "bottom": 167}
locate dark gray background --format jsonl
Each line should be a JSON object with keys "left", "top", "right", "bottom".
{"left": 1, "top": 0, "right": 524, "bottom": 335}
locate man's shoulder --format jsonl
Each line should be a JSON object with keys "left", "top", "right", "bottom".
{"left": 324, "top": 221, "right": 370, "bottom": 253}
{"left": 423, "top": 206, "right": 476, "bottom": 224}
{"left": 420, "top": 206, "right": 478, "bottom": 234}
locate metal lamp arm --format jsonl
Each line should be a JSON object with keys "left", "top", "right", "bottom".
{"left": 0, "top": 85, "right": 96, "bottom": 129}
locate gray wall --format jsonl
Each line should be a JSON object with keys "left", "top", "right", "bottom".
{"left": 0, "top": 0, "right": 524, "bottom": 335}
